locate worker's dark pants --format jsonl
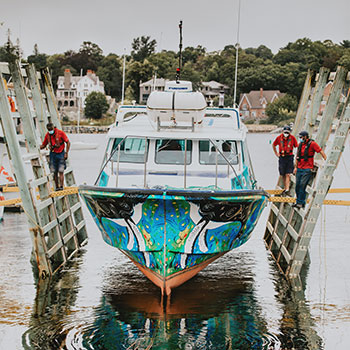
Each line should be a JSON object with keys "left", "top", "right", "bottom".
{"left": 295, "top": 168, "right": 313, "bottom": 205}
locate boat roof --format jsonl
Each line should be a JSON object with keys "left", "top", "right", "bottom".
{"left": 108, "top": 105, "right": 247, "bottom": 141}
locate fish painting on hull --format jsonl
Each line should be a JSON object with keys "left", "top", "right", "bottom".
{"left": 80, "top": 186, "right": 268, "bottom": 295}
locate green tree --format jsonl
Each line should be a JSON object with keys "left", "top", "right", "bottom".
{"left": 148, "top": 50, "right": 177, "bottom": 78}
{"left": 97, "top": 54, "right": 122, "bottom": 99}
{"left": 27, "top": 44, "right": 48, "bottom": 69}
{"left": 131, "top": 36, "right": 157, "bottom": 62}
{"left": 245, "top": 45, "right": 273, "bottom": 60}
{"left": 337, "top": 50, "right": 350, "bottom": 70}
{"left": 126, "top": 59, "right": 155, "bottom": 101}
{"left": 47, "top": 54, "right": 65, "bottom": 89}
{"left": 84, "top": 91, "right": 109, "bottom": 119}
{"left": 266, "top": 94, "right": 298, "bottom": 124}
{"left": 63, "top": 41, "right": 103, "bottom": 73}
{"left": 181, "top": 45, "right": 206, "bottom": 65}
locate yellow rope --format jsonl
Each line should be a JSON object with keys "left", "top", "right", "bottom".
{"left": 2, "top": 186, "right": 350, "bottom": 207}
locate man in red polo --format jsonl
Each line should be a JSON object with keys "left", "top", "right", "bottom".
{"left": 292, "top": 130, "right": 326, "bottom": 209}
{"left": 272, "top": 125, "right": 298, "bottom": 195}
{"left": 40, "top": 123, "right": 70, "bottom": 191}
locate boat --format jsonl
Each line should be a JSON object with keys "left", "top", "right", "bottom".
{"left": 79, "top": 77, "right": 268, "bottom": 295}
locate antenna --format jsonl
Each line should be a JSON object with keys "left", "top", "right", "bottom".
{"left": 121, "top": 48, "right": 126, "bottom": 105}
{"left": 233, "top": 0, "right": 241, "bottom": 107}
{"left": 176, "top": 20, "right": 183, "bottom": 82}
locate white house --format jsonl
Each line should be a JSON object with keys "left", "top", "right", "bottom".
{"left": 56, "top": 69, "right": 105, "bottom": 111}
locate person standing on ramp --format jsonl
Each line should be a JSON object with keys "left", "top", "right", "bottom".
{"left": 272, "top": 125, "right": 298, "bottom": 195}
{"left": 40, "top": 123, "right": 70, "bottom": 191}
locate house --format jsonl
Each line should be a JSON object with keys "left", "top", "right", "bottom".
{"left": 139, "top": 79, "right": 230, "bottom": 105}
{"left": 56, "top": 69, "right": 105, "bottom": 119}
{"left": 200, "top": 81, "right": 230, "bottom": 105}
{"left": 239, "top": 88, "right": 285, "bottom": 120}
{"left": 139, "top": 78, "right": 167, "bottom": 103}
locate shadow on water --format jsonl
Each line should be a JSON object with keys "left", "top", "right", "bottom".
{"left": 22, "top": 252, "right": 322, "bottom": 350}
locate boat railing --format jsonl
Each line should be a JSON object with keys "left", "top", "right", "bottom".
{"left": 96, "top": 136, "right": 245, "bottom": 189}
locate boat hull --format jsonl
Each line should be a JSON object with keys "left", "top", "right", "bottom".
{"left": 79, "top": 186, "right": 268, "bottom": 295}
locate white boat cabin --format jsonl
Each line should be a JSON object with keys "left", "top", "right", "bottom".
{"left": 96, "top": 80, "right": 255, "bottom": 190}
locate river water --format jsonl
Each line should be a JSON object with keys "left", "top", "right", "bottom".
{"left": 0, "top": 133, "right": 349, "bottom": 349}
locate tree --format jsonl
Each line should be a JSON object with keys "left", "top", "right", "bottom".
{"left": 27, "top": 44, "right": 48, "bottom": 69}
{"left": 265, "top": 94, "right": 298, "bottom": 124}
{"left": 181, "top": 45, "right": 206, "bottom": 65}
{"left": 245, "top": 45, "right": 273, "bottom": 60}
{"left": 131, "top": 36, "right": 157, "bottom": 62}
{"left": 84, "top": 92, "right": 109, "bottom": 119}
{"left": 63, "top": 41, "right": 103, "bottom": 73}
{"left": 125, "top": 59, "right": 156, "bottom": 101}
{"left": 97, "top": 54, "right": 123, "bottom": 99}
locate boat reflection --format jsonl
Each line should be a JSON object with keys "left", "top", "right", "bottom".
{"left": 86, "top": 273, "right": 273, "bottom": 350}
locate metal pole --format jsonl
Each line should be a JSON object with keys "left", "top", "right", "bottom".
{"left": 184, "top": 139, "right": 187, "bottom": 189}
{"left": 233, "top": 0, "right": 241, "bottom": 107}
{"left": 143, "top": 137, "right": 148, "bottom": 188}
{"left": 121, "top": 49, "right": 126, "bottom": 105}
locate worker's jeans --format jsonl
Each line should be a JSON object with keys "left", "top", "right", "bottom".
{"left": 295, "top": 168, "right": 313, "bottom": 205}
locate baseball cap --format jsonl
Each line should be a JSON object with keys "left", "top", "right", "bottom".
{"left": 299, "top": 130, "right": 309, "bottom": 137}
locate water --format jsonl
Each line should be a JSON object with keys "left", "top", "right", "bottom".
{"left": 1, "top": 133, "right": 349, "bottom": 349}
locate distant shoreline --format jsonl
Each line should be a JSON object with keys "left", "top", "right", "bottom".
{"left": 246, "top": 124, "right": 277, "bottom": 133}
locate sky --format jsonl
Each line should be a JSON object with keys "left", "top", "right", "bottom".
{"left": 1, "top": 0, "right": 349, "bottom": 58}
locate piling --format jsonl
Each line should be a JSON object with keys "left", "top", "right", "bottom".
{"left": 0, "top": 60, "right": 87, "bottom": 279}
{"left": 264, "top": 66, "right": 350, "bottom": 279}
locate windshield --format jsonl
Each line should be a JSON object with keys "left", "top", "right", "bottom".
{"left": 155, "top": 139, "right": 192, "bottom": 165}
{"left": 199, "top": 140, "right": 239, "bottom": 165}
{"left": 111, "top": 137, "right": 148, "bottom": 163}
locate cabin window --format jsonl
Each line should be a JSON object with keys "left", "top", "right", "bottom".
{"left": 199, "top": 140, "right": 238, "bottom": 165}
{"left": 111, "top": 137, "right": 148, "bottom": 163}
{"left": 155, "top": 139, "right": 192, "bottom": 165}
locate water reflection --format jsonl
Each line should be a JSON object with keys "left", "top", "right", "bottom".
{"left": 269, "top": 257, "right": 323, "bottom": 350}
{"left": 22, "top": 251, "right": 323, "bottom": 350}
{"left": 22, "top": 256, "right": 82, "bottom": 350}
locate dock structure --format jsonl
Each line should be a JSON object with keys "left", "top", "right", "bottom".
{"left": 264, "top": 66, "right": 350, "bottom": 280}
{"left": 0, "top": 60, "right": 87, "bottom": 279}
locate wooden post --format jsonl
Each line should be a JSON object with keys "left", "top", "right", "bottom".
{"left": 10, "top": 60, "right": 68, "bottom": 265}
{"left": 264, "top": 66, "right": 350, "bottom": 281}
{"left": 305, "top": 67, "right": 330, "bottom": 135}
{"left": 41, "top": 68, "right": 62, "bottom": 129}
{"left": 0, "top": 71, "right": 50, "bottom": 277}
{"left": 289, "top": 94, "right": 350, "bottom": 276}
{"left": 292, "top": 70, "right": 312, "bottom": 137}
{"left": 26, "top": 63, "right": 49, "bottom": 140}
{"left": 316, "top": 66, "right": 346, "bottom": 149}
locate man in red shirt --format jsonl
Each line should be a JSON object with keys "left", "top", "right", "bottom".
{"left": 272, "top": 125, "right": 298, "bottom": 195}
{"left": 292, "top": 130, "right": 326, "bottom": 209}
{"left": 40, "top": 123, "right": 70, "bottom": 191}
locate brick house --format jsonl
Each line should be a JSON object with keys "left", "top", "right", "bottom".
{"left": 239, "top": 88, "right": 285, "bottom": 120}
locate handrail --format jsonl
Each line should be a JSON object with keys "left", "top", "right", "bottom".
{"left": 115, "top": 143, "right": 121, "bottom": 187}
{"left": 184, "top": 139, "right": 187, "bottom": 189}
{"left": 208, "top": 139, "right": 244, "bottom": 189}
{"left": 143, "top": 137, "right": 148, "bottom": 187}
{"left": 96, "top": 136, "right": 244, "bottom": 190}
{"left": 94, "top": 135, "right": 129, "bottom": 185}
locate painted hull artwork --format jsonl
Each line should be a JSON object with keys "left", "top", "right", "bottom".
{"left": 79, "top": 186, "right": 268, "bottom": 295}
